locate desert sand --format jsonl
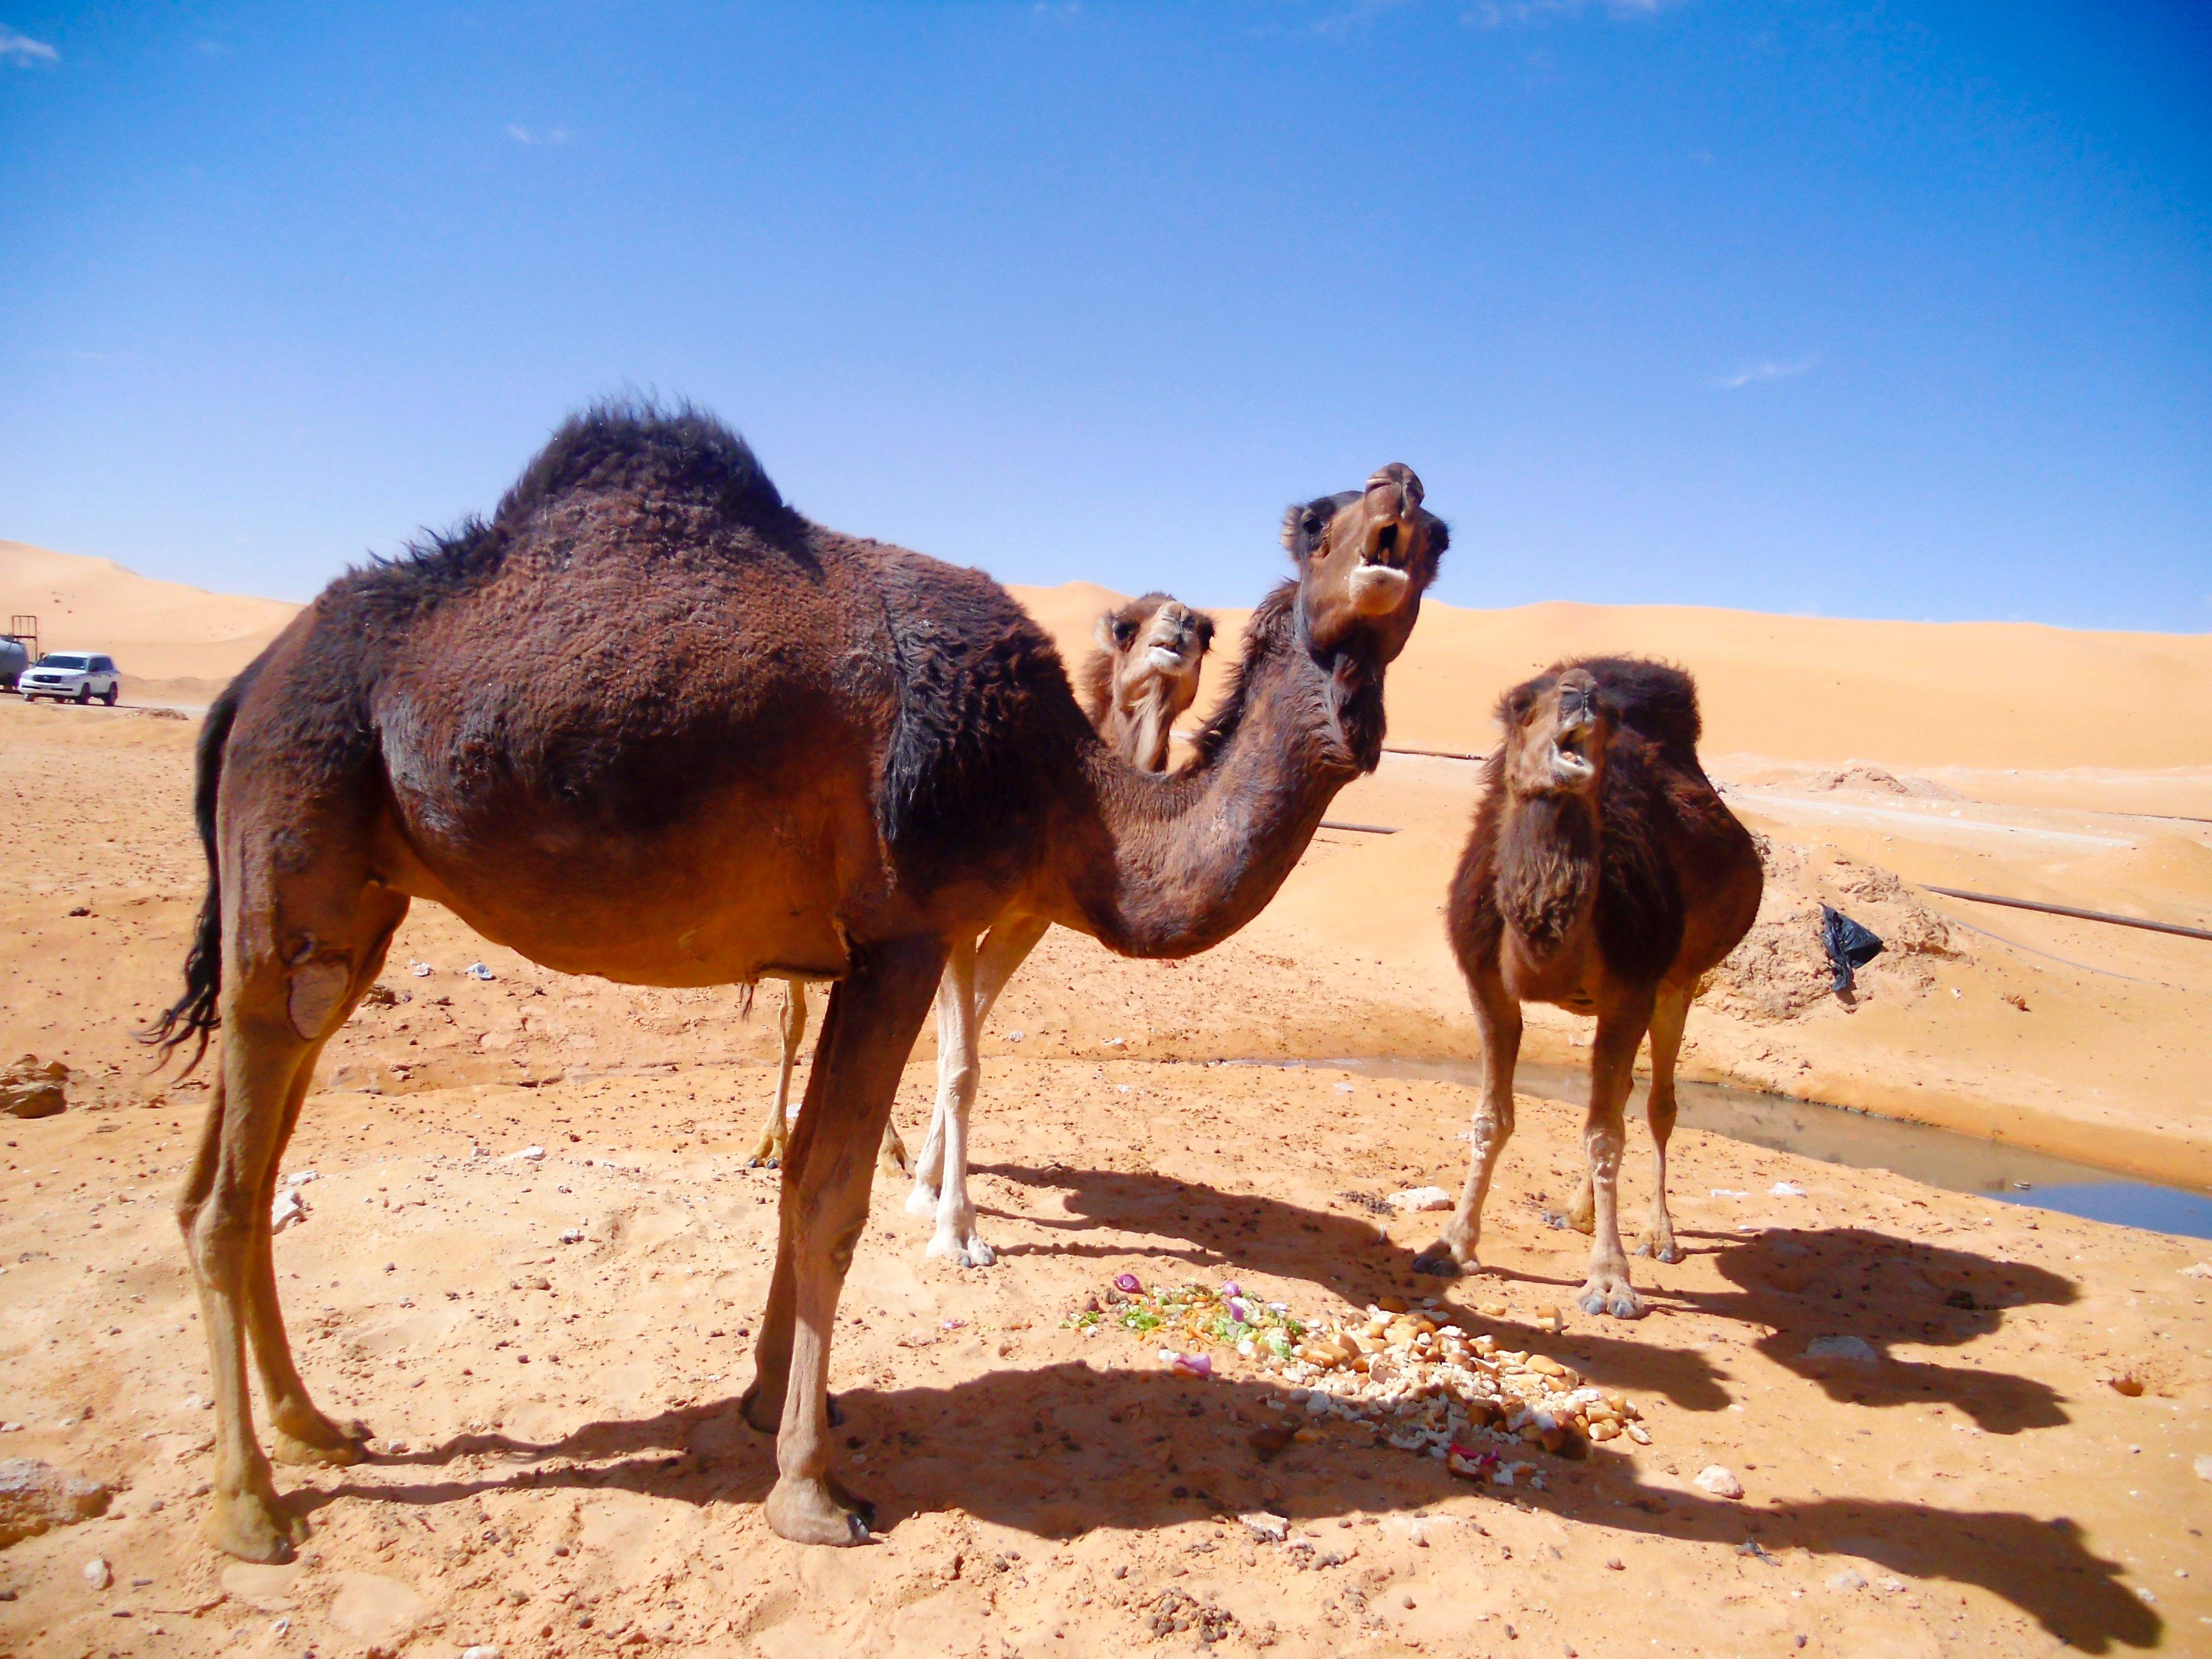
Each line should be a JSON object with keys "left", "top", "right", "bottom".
{"left": 1, "top": 544, "right": 2208, "bottom": 1657}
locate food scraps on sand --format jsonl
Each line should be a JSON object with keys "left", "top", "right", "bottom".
{"left": 1068, "top": 1277, "right": 1651, "bottom": 1478}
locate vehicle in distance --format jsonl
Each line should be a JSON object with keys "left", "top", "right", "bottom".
{"left": 17, "top": 651, "right": 122, "bottom": 705}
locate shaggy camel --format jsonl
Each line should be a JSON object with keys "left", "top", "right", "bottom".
{"left": 149, "top": 401, "right": 1443, "bottom": 1558}
{"left": 1414, "top": 659, "right": 1760, "bottom": 1318}
{"left": 750, "top": 592, "right": 1215, "bottom": 1271}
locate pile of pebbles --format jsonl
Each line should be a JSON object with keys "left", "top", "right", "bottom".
{"left": 1075, "top": 1279, "right": 1651, "bottom": 1484}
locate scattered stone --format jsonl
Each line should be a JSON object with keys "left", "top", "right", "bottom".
{"left": 559, "top": 1227, "right": 586, "bottom": 1245}
{"left": 2193, "top": 1454, "right": 2212, "bottom": 1482}
{"left": 502, "top": 1145, "right": 546, "bottom": 1164}
{"left": 1385, "top": 1186, "right": 1453, "bottom": 1213}
{"left": 1605, "top": 1557, "right": 1625, "bottom": 1571}
{"left": 2180, "top": 1262, "right": 2211, "bottom": 1280}
{"left": 462, "top": 1647, "right": 502, "bottom": 1659}
{"left": 463, "top": 963, "right": 495, "bottom": 981}
{"left": 1769, "top": 1182, "right": 1807, "bottom": 1198}
{"left": 1693, "top": 1465, "right": 1744, "bottom": 1499}
{"left": 362, "top": 984, "right": 400, "bottom": 1008}
{"left": 408, "top": 962, "right": 433, "bottom": 977}
{"left": 270, "top": 1188, "right": 309, "bottom": 1235}
{"left": 1804, "top": 1335, "right": 1880, "bottom": 1366}
{"left": 0, "top": 1459, "right": 113, "bottom": 1547}
{"left": 2, "top": 1056, "right": 68, "bottom": 1119}
{"left": 1239, "top": 1511, "right": 1288, "bottom": 1542}
{"left": 82, "top": 1556, "right": 111, "bottom": 1590}
{"left": 1828, "top": 1568, "right": 1867, "bottom": 1592}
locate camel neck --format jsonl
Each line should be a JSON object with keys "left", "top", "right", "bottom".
{"left": 1495, "top": 789, "right": 1602, "bottom": 961}
{"left": 1054, "top": 583, "right": 1382, "bottom": 956}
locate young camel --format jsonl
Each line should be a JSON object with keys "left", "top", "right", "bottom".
{"left": 749, "top": 592, "right": 1215, "bottom": 1270}
{"left": 148, "top": 401, "right": 1442, "bottom": 1559}
{"left": 1414, "top": 659, "right": 1760, "bottom": 1318}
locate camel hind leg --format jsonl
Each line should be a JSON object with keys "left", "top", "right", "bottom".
{"left": 252, "top": 904, "right": 405, "bottom": 1465}
{"left": 749, "top": 979, "right": 807, "bottom": 1167}
{"left": 1635, "top": 982, "right": 1690, "bottom": 1263}
{"left": 180, "top": 805, "right": 403, "bottom": 1560}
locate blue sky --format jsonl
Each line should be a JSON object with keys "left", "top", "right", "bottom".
{"left": 1, "top": 2, "right": 2205, "bottom": 629}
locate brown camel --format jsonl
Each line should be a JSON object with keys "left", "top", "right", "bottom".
{"left": 750, "top": 591, "right": 1215, "bottom": 1270}
{"left": 148, "top": 401, "right": 1443, "bottom": 1559}
{"left": 1414, "top": 658, "right": 1760, "bottom": 1318}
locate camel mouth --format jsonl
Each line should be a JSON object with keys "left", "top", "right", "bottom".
{"left": 1347, "top": 562, "right": 1411, "bottom": 615}
{"left": 1145, "top": 643, "right": 1189, "bottom": 673}
{"left": 1548, "top": 715, "right": 1600, "bottom": 784}
{"left": 1360, "top": 521, "right": 1406, "bottom": 571}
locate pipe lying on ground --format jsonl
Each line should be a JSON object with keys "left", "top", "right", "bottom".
{"left": 1318, "top": 821, "right": 1401, "bottom": 835}
{"left": 1921, "top": 885, "right": 2212, "bottom": 943}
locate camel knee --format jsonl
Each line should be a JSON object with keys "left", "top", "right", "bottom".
{"left": 284, "top": 947, "right": 356, "bottom": 1042}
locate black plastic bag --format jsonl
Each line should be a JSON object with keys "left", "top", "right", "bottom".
{"left": 1820, "top": 904, "right": 1885, "bottom": 994}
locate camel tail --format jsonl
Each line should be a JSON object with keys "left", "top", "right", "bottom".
{"left": 142, "top": 673, "right": 249, "bottom": 1073}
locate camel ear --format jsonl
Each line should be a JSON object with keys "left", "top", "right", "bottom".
{"left": 1195, "top": 614, "right": 1216, "bottom": 654}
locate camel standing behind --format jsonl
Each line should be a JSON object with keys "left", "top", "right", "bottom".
{"left": 1415, "top": 658, "right": 1760, "bottom": 1318}
{"left": 750, "top": 592, "right": 1215, "bottom": 1270}
{"left": 149, "top": 401, "right": 1443, "bottom": 1557}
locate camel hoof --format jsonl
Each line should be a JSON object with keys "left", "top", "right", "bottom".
{"left": 878, "top": 1139, "right": 911, "bottom": 1177}
{"left": 926, "top": 1230, "right": 995, "bottom": 1269}
{"left": 1410, "top": 1245, "right": 1464, "bottom": 1278}
{"left": 1577, "top": 1277, "right": 1645, "bottom": 1321}
{"left": 764, "top": 1474, "right": 875, "bottom": 1546}
{"left": 1635, "top": 1236, "right": 1682, "bottom": 1264}
{"left": 272, "top": 1414, "right": 372, "bottom": 1468}
{"left": 904, "top": 1183, "right": 940, "bottom": 1219}
{"left": 1564, "top": 1208, "right": 1597, "bottom": 1237}
{"left": 206, "top": 1487, "right": 307, "bottom": 1563}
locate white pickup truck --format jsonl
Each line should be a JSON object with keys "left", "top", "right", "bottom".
{"left": 17, "top": 651, "right": 122, "bottom": 706}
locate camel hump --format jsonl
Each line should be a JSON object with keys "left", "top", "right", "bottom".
{"left": 494, "top": 398, "right": 785, "bottom": 528}
{"left": 1537, "top": 656, "right": 1703, "bottom": 754}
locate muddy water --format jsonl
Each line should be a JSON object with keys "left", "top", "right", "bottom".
{"left": 1276, "top": 1056, "right": 2212, "bottom": 1241}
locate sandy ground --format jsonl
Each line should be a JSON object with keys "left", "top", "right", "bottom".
{"left": 2, "top": 546, "right": 2210, "bottom": 1655}
{"left": 2, "top": 696, "right": 2210, "bottom": 1659}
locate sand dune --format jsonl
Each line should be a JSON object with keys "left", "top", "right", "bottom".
{"left": 12, "top": 541, "right": 2206, "bottom": 776}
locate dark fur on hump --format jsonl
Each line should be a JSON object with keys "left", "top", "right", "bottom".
{"left": 347, "top": 398, "right": 788, "bottom": 615}
{"left": 1449, "top": 656, "right": 1704, "bottom": 988}
{"left": 873, "top": 554, "right": 1094, "bottom": 884}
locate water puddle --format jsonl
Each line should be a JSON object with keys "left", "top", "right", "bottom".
{"left": 1274, "top": 1056, "right": 2212, "bottom": 1242}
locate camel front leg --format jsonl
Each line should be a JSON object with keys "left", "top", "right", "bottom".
{"left": 748, "top": 980, "right": 808, "bottom": 1167}
{"left": 923, "top": 938, "right": 994, "bottom": 1266}
{"left": 1415, "top": 968, "right": 1520, "bottom": 1276}
{"left": 905, "top": 914, "right": 1046, "bottom": 1239}
{"left": 745, "top": 937, "right": 945, "bottom": 1546}
{"left": 1577, "top": 992, "right": 1654, "bottom": 1319}
{"left": 1637, "top": 982, "right": 1691, "bottom": 1263}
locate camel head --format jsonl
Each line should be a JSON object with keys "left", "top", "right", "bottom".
{"left": 1280, "top": 463, "right": 1446, "bottom": 662}
{"left": 1500, "top": 665, "right": 1616, "bottom": 802}
{"left": 1080, "top": 593, "right": 1215, "bottom": 772}
{"left": 1098, "top": 594, "right": 1213, "bottom": 705}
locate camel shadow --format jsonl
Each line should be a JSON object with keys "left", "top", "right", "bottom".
{"left": 975, "top": 1160, "right": 1733, "bottom": 1410}
{"left": 304, "top": 1360, "right": 2157, "bottom": 1652}
{"left": 1676, "top": 1227, "right": 2078, "bottom": 1434}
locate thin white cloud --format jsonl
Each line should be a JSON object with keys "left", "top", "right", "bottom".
{"left": 1712, "top": 352, "right": 1821, "bottom": 391}
{"left": 0, "top": 25, "right": 58, "bottom": 63}
{"left": 1467, "top": 0, "right": 1666, "bottom": 26}
{"left": 505, "top": 123, "right": 571, "bottom": 147}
